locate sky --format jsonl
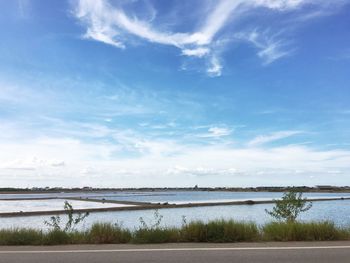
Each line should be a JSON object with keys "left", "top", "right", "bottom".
{"left": 0, "top": 0, "right": 350, "bottom": 188}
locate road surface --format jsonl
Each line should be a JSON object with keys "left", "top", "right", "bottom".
{"left": 0, "top": 241, "right": 349, "bottom": 263}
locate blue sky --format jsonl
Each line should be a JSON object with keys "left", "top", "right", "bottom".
{"left": 0, "top": 0, "right": 350, "bottom": 188}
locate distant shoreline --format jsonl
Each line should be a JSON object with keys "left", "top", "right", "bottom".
{"left": 0, "top": 186, "right": 350, "bottom": 195}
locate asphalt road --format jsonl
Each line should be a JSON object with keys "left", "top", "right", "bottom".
{"left": 1, "top": 242, "right": 350, "bottom": 263}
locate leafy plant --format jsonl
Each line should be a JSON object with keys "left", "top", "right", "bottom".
{"left": 139, "top": 209, "right": 163, "bottom": 230}
{"left": 44, "top": 215, "right": 61, "bottom": 231}
{"left": 265, "top": 190, "right": 312, "bottom": 223}
{"left": 44, "top": 201, "right": 89, "bottom": 231}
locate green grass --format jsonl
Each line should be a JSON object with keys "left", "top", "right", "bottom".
{"left": 43, "top": 230, "right": 71, "bottom": 245}
{"left": 87, "top": 222, "right": 131, "bottom": 244}
{"left": 133, "top": 227, "right": 180, "bottom": 243}
{"left": 180, "top": 220, "right": 259, "bottom": 242}
{"left": 263, "top": 221, "right": 350, "bottom": 241}
{"left": 0, "top": 220, "right": 349, "bottom": 245}
{"left": 0, "top": 228, "right": 43, "bottom": 245}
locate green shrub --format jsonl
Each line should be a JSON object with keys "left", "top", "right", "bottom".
{"left": 265, "top": 190, "right": 312, "bottom": 223}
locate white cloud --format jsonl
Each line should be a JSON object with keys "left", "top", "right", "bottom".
{"left": 75, "top": 0, "right": 246, "bottom": 49}
{"left": 75, "top": 0, "right": 232, "bottom": 75}
{"left": 198, "top": 127, "right": 232, "bottom": 138}
{"left": 208, "top": 127, "right": 231, "bottom": 137}
{"left": 1, "top": 157, "right": 65, "bottom": 171}
{"left": 235, "top": 29, "right": 293, "bottom": 64}
{"left": 254, "top": 0, "right": 305, "bottom": 10}
{"left": 181, "top": 48, "right": 210, "bottom": 57}
{"left": 166, "top": 166, "right": 240, "bottom": 177}
{"left": 207, "top": 56, "right": 223, "bottom": 77}
{"left": 1, "top": 132, "right": 349, "bottom": 187}
{"left": 1, "top": 121, "right": 348, "bottom": 188}
{"left": 248, "top": 130, "right": 302, "bottom": 146}
{"left": 74, "top": 0, "right": 339, "bottom": 75}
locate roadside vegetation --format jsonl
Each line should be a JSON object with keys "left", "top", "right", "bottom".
{"left": 265, "top": 190, "right": 313, "bottom": 223}
{"left": 0, "top": 191, "right": 349, "bottom": 245}
{"left": 1, "top": 220, "right": 349, "bottom": 246}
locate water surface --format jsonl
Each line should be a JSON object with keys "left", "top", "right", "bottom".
{"left": 0, "top": 192, "right": 349, "bottom": 230}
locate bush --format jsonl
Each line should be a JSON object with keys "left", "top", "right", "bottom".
{"left": 265, "top": 191, "right": 312, "bottom": 223}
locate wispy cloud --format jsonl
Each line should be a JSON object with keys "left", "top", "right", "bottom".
{"left": 207, "top": 56, "right": 223, "bottom": 77}
{"left": 17, "top": 0, "right": 31, "bottom": 19}
{"left": 253, "top": 0, "right": 305, "bottom": 10}
{"left": 1, "top": 157, "right": 65, "bottom": 171}
{"left": 197, "top": 127, "right": 232, "bottom": 138}
{"left": 73, "top": 0, "right": 340, "bottom": 76}
{"left": 248, "top": 130, "right": 302, "bottom": 147}
{"left": 235, "top": 29, "right": 293, "bottom": 64}
{"left": 74, "top": 0, "right": 240, "bottom": 75}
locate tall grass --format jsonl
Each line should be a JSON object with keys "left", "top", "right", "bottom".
{"left": 0, "top": 228, "right": 43, "bottom": 245}
{"left": 0, "top": 220, "right": 349, "bottom": 245}
{"left": 180, "top": 220, "right": 259, "bottom": 242}
{"left": 263, "top": 221, "right": 350, "bottom": 241}
{"left": 133, "top": 227, "right": 180, "bottom": 243}
{"left": 88, "top": 222, "right": 131, "bottom": 244}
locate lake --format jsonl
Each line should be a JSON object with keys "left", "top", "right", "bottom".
{"left": 0, "top": 191, "right": 350, "bottom": 230}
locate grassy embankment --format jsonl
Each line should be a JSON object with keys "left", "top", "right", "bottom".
{"left": 0, "top": 220, "right": 349, "bottom": 245}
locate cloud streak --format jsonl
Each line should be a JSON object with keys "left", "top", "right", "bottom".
{"left": 248, "top": 130, "right": 303, "bottom": 147}
{"left": 235, "top": 29, "right": 293, "bottom": 64}
{"left": 197, "top": 127, "right": 232, "bottom": 138}
{"left": 74, "top": 0, "right": 338, "bottom": 76}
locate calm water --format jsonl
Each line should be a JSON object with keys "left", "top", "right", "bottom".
{"left": 0, "top": 191, "right": 350, "bottom": 230}
{"left": 2, "top": 191, "right": 349, "bottom": 203}
{"left": 89, "top": 191, "right": 350, "bottom": 204}
{"left": 0, "top": 199, "right": 135, "bottom": 213}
